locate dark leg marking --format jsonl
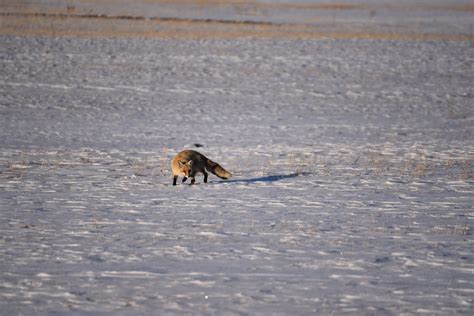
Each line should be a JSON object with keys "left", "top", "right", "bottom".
{"left": 173, "top": 175, "right": 178, "bottom": 186}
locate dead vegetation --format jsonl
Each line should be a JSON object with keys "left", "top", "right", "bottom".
{"left": 1, "top": 1, "right": 473, "bottom": 40}
{"left": 270, "top": 148, "right": 472, "bottom": 181}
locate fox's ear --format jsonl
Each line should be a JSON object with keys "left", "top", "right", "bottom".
{"left": 187, "top": 160, "right": 193, "bottom": 166}
{"left": 178, "top": 161, "right": 184, "bottom": 168}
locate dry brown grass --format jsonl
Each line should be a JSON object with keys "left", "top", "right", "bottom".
{"left": 460, "top": 158, "right": 472, "bottom": 180}
{"left": 1, "top": 10, "right": 473, "bottom": 41}
{"left": 5, "top": 160, "right": 29, "bottom": 179}
{"left": 158, "top": 147, "right": 170, "bottom": 177}
{"left": 431, "top": 224, "right": 471, "bottom": 236}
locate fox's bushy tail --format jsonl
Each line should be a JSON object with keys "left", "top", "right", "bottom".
{"left": 206, "top": 159, "right": 232, "bottom": 179}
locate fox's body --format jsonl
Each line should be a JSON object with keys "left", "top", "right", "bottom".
{"left": 171, "top": 150, "right": 232, "bottom": 185}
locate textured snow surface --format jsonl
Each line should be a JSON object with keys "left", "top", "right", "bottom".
{"left": 1, "top": 36, "right": 473, "bottom": 314}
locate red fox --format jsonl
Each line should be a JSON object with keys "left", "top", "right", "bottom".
{"left": 171, "top": 150, "right": 232, "bottom": 185}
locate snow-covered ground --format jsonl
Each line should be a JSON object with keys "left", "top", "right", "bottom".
{"left": 0, "top": 2, "right": 473, "bottom": 314}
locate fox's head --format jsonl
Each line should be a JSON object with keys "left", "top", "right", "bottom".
{"left": 177, "top": 160, "right": 193, "bottom": 177}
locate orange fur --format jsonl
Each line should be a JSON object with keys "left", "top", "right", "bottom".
{"left": 171, "top": 150, "right": 231, "bottom": 185}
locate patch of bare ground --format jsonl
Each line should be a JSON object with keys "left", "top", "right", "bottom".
{"left": 1, "top": 0, "right": 473, "bottom": 40}
{"left": 0, "top": 12, "right": 472, "bottom": 41}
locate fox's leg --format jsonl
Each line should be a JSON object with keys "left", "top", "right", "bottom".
{"left": 182, "top": 177, "right": 187, "bottom": 183}
{"left": 203, "top": 170, "right": 208, "bottom": 183}
{"left": 189, "top": 171, "right": 196, "bottom": 185}
{"left": 173, "top": 175, "right": 178, "bottom": 186}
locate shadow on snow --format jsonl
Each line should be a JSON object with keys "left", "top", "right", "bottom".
{"left": 212, "top": 172, "right": 311, "bottom": 184}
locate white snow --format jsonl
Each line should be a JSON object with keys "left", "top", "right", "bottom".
{"left": 0, "top": 4, "right": 473, "bottom": 314}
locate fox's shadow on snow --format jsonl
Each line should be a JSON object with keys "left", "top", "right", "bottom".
{"left": 212, "top": 172, "right": 311, "bottom": 184}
